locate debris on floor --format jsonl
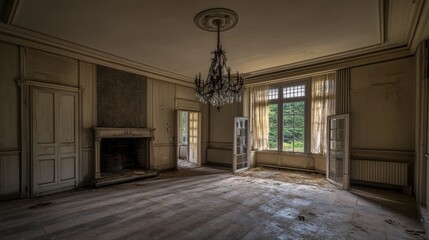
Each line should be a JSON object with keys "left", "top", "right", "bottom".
{"left": 237, "top": 166, "right": 327, "bottom": 186}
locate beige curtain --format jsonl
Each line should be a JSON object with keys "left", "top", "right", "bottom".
{"left": 311, "top": 73, "right": 336, "bottom": 154}
{"left": 250, "top": 85, "right": 269, "bottom": 150}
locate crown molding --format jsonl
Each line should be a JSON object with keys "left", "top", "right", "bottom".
{"left": 409, "top": 0, "right": 429, "bottom": 52}
{"left": 245, "top": 44, "right": 412, "bottom": 85}
{"left": 0, "top": 23, "right": 194, "bottom": 87}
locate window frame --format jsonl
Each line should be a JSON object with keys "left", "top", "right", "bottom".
{"left": 267, "top": 79, "right": 311, "bottom": 153}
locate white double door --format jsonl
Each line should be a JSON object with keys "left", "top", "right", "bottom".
{"left": 32, "top": 87, "right": 78, "bottom": 196}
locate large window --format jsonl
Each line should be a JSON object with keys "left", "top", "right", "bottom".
{"left": 268, "top": 81, "right": 309, "bottom": 152}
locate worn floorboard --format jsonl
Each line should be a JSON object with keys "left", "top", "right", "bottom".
{"left": 0, "top": 166, "right": 425, "bottom": 239}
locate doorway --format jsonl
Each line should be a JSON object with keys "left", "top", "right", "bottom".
{"left": 31, "top": 86, "right": 79, "bottom": 196}
{"left": 176, "top": 110, "right": 201, "bottom": 169}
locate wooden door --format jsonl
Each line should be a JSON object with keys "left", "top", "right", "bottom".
{"left": 188, "top": 112, "right": 200, "bottom": 165}
{"left": 32, "top": 87, "right": 78, "bottom": 196}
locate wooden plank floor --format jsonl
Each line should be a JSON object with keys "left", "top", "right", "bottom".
{"left": 0, "top": 166, "right": 425, "bottom": 239}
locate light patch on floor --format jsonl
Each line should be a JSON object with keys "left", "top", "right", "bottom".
{"left": 237, "top": 166, "right": 327, "bottom": 187}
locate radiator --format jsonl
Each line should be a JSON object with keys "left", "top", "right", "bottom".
{"left": 350, "top": 159, "right": 408, "bottom": 186}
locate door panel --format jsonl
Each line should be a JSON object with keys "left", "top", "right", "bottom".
{"left": 32, "top": 87, "right": 78, "bottom": 196}
{"left": 60, "top": 157, "right": 75, "bottom": 180}
{"left": 59, "top": 94, "right": 75, "bottom": 143}
{"left": 38, "top": 159, "right": 55, "bottom": 184}
{"left": 36, "top": 92, "right": 55, "bottom": 144}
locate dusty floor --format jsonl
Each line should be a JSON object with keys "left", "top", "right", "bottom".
{"left": 237, "top": 166, "right": 327, "bottom": 187}
{"left": 178, "top": 159, "right": 198, "bottom": 169}
{"left": 0, "top": 166, "right": 425, "bottom": 240}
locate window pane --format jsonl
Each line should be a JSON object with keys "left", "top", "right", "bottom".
{"left": 268, "top": 104, "right": 278, "bottom": 150}
{"left": 268, "top": 88, "right": 278, "bottom": 100}
{"left": 283, "top": 85, "right": 306, "bottom": 98}
{"left": 180, "top": 112, "right": 188, "bottom": 144}
{"left": 283, "top": 101, "right": 305, "bottom": 152}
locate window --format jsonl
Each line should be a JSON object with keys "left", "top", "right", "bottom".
{"left": 268, "top": 81, "right": 309, "bottom": 152}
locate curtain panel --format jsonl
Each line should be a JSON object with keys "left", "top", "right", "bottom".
{"left": 311, "top": 73, "right": 336, "bottom": 155}
{"left": 250, "top": 85, "right": 269, "bottom": 150}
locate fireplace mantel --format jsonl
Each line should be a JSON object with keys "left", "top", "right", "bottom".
{"left": 94, "top": 127, "right": 155, "bottom": 140}
{"left": 93, "top": 127, "right": 155, "bottom": 179}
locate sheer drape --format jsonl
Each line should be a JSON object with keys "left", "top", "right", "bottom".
{"left": 250, "top": 85, "right": 269, "bottom": 150}
{"left": 311, "top": 73, "right": 336, "bottom": 154}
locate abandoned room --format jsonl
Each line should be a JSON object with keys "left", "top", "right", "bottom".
{"left": 1, "top": 0, "right": 429, "bottom": 239}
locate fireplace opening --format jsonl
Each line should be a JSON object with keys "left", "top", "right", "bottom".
{"left": 100, "top": 138, "right": 149, "bottom": 178}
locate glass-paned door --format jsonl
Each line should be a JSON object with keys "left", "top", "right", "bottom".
{"left": 233, "top": 117, "right": 249, "bottom": 173}
{"left": 327, "top": 114, "right": 350, "bottom": 190}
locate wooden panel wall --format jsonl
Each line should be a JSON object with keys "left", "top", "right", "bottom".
{"left": 151, "top": 79, "right": 176, "bottom": 170}
{"left": 0, "top": 42, "right": 20, "bottom": 199}
{"left": 25, "top": 48, "right": 79, "bottom": 86}
{"left": 208, "top": 102, "right": 243, "bottom": 165}
{"left": 80, "top": 62, "right": 97, "bottom": 185}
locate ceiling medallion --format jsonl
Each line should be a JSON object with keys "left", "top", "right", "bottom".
{"left": 194, "top": 8, "right": 244, "bottom": 111}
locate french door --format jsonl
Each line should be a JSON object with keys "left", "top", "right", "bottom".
{"left": 327, "top": 114, "right": 350, "bottom": 190}
{"left": 176, "top": 110, "right": 200, "bottom": 167}
{"left": 233, "top": 117, "right": 249, "bottom": 173}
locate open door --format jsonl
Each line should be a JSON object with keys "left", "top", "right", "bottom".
{"left": 176, "top": 110, "right": 200, "bottom": 169}
{"left": 327, "top": 114, "right": 350, "bottom": 190}
{"left": 188, "top": 112, "right": 200, "bottom": 165}
{"left": 233, "top": 117, "right": 249, "bottom": 173}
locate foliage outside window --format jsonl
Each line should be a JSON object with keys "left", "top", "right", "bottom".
{"left": 180, "top": 111, "right": 188, "bottom": 144}
{"left": 268, "top": 82, "right": 308, "bottom": 152}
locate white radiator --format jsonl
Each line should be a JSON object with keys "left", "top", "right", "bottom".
{"left": 351, "top": 159, "right": 408, "bottom": 186}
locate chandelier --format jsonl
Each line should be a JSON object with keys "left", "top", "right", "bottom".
{"left": 194, "top": 8, "right": 244, "bottom": 110}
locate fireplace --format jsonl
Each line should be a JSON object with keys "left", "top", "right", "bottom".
{"left": 94, "top": 127, "right": 156, "bottom": 186}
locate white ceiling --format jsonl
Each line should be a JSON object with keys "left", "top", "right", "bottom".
{"left": 13, "top": 0, "right": 416, "bottom": 78}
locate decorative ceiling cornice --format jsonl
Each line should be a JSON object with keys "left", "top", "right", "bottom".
{"left": 245, "top": 44, "right": 412, "bottom": 86}
{"left": 0, "top": 23, "right": 194, "bottom": 86}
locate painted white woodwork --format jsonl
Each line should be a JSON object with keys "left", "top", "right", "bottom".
{"left": 207, "top": 101, "right": 243, "bottom": 165}
{"left": 175, "top": 99, "right": 200, "bottom": 112}
{"left": 233, "top": 117, "right": 249, "bottom": 173}
{"left": 255, "top": 151, "right": 316, "bottom": 170}
{"left": 350, "top": 57, "right": 415, "bottom": 151}
{"left": 326, "top": 114, "right": 350, "bottom": 190}
{"left": 175, "top": 85, "right": 197, "bottom": 101}
{"left": 32, "top": 87, "right": 79, "bottom": 196}
{"left": 153, "top": 143, "right": 176, "bottom": 170}
{"left": 153, "top": 80, "right": 175, "bottom": 144}
{"left": 80, "top": 61, "right": 96, "bottom": 185}
{"left": 25, "top": 48, "right": 79, "bottom": 86}
{"left": 150, "top": 80, "right": 176, "bottom": 170}
{"left": 93, "top": 127, "right": 155, "bottom": 178}
{"left": 188, "top": 112, "right": 200, "bottom": 165}
{"left": 207, "top": 149, "right": 233, "bottom": 166}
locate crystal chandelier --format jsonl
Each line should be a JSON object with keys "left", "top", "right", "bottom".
{"left": 194, "top": 8, "right": 244, "bottom": 110}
